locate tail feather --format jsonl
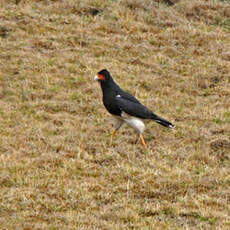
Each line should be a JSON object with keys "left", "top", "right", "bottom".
{"left": 151, "top": 113, "right": 174, "bottom": 128}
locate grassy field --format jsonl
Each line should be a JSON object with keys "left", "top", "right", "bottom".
{"left": 0, "top": 0, "right": 230, "bottom": 229}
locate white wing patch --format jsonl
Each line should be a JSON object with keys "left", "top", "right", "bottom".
{"left": 116, "top": 94, "right": 121, "bottom": 98}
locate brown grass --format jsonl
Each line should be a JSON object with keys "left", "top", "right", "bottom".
{"left": 0, "top": 0, "right": 230, "bottom": 229}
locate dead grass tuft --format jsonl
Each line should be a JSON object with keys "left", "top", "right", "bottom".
{"left": 210, "top": 139, "right": 230, "bottom": 151}
{"left": 178, "top": 0, "right": 230, "bottom": 25}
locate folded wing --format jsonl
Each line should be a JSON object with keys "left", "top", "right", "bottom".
{"left": 115, "top": 95, "right": 153, "bottom": 119}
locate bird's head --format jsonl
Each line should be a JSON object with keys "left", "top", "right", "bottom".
{"left": 94, "top": 69, "right": 112, "bottom": 82}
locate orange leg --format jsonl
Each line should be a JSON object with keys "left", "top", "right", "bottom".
{"left": 110, "top": 130, "right": 117, "bottom": 144}
{"left": 112, "top": 130, "right": 117, "bottom": 137}
{"left": 140, "top": 134, "right": 146, "bottom": 146}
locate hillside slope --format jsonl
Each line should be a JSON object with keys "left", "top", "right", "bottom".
{"left": 0, "top": 0, "right": 230, "bottom": 229}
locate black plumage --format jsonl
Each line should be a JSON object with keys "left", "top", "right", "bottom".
{"left": 95, "top": 69, "right": 174, "bottom": 145}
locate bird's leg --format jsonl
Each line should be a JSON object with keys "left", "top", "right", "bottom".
{"left": 110, "top": 122, "right": 123, "bottom": 144}
{"left": 111, "top": 129, "right": 117, "bottom": 137}
{"left": 110, "top": 129, "right": 117, "bottom": 144}
{"left": 111, "top": 119, "right": 124, "bottom": 138}
{"left": 140, "top": 134, "right": 146, "bottom": 146}
{"left": 110, "top": 119, "right": 124, "bottom": 145}
{"left": 135, "top": 135, "right": 140, "bottom": 144}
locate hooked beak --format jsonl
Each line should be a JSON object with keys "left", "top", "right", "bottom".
{"left": 94, "top": 75, "right": 99, "bottom": 81}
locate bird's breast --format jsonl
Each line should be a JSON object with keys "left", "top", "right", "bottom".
{"left": 103, "top": 94, "right": 121, "bottom": 116}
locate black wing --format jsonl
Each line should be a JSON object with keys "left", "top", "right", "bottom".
{"left": 115, "top": 86, "right": 141, "bottom": 105}
{"left": 115, "top": 95, "right": 153, "bottom": 119}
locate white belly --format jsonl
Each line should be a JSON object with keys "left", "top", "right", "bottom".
{"left": 124, "top": 117, "right": 145, "bottom": 133}
{"left": 113, "top": 113, "right": 146, "bottom": 134}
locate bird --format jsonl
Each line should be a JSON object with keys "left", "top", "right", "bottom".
{"left": 94, "top": 69, "right": 174, "bottom": 146}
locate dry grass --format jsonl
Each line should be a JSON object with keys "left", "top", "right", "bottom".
{"left": 0, "top": 0, "right": 230, "bottom": 229}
